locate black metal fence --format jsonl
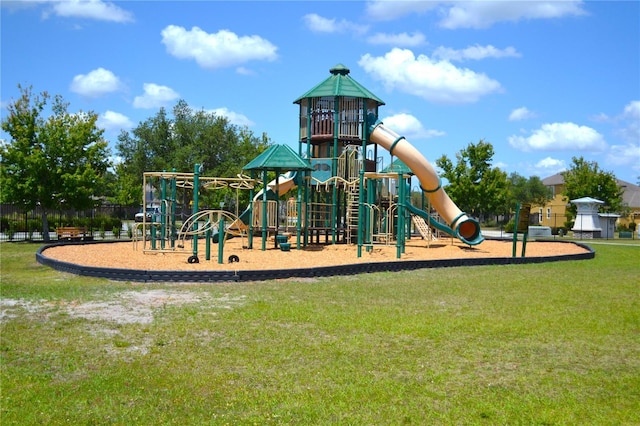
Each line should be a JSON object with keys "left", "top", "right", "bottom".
{"left": 1, "top": 203, "right": 139, "bottom": 242}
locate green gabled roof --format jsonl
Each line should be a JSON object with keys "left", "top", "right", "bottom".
{"left": 243, "top": 144, "right": 312, "bottom": 171}
{"left": 293, "top": 64, "right": 385, "bottom": 105}
{"left": 381, "top": 158, "right": 413, "bottom": 175}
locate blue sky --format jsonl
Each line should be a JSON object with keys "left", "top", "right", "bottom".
{"left": 2, "top": 0, "right": 639, "bottom": 184}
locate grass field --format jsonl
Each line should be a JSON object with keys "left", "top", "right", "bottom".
{"left": 1, "top": 241, "right": 639, "bottom": 425}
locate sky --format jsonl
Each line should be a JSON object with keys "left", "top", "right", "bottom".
{"left": 2, "top": 0, "right": 639, "bottom": 185}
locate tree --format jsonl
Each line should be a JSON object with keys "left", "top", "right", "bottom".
{"left": 562, "top": 156, "right": 624, "bottom": 216}
{"left": 507, "top": 172, "right": 552, "bottom": 207}
{"left": 115, "top": 100, "right": 270, "bottom": 210}
{"left": 1, "top": 85, "right": 111, "bottom": 241}
{"left": 435, "top": 139, "right": 509, "bottom": 220}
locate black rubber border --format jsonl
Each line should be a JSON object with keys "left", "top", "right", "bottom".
{"left": 36, "top": 239, "right": 595, "bottom": 283}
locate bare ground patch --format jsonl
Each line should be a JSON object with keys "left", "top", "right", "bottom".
{"left": 1, "top": 290, "right": 246, "bottom": 325}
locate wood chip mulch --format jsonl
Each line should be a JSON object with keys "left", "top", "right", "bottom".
{"left": 42, "top": 237, "right": 591, "bottom": 272}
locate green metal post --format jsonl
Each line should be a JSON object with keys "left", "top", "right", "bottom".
{"left": 218, "top": 218, "right": 225, "bottom": 264}
{"left": 261, "top": 169, "right": 268, "bottom": 251}
{"left": 296, "top": 175, "right": 302, "bottom": 249}
{"left": 358, "top": 111, "right": 372, "bottom": 257}
{"left": 304, "top": 101, "right": 312, "bottom": 248}
{"left": 357, "top": 156, "right": 365, "bottom": 257}
{"left": 151, "top": 225, "right": 156, "bottom": 250}
{"left": 512, "top": 203, "right": 520, "bottom": 258}
{"left": 161, "top": 172, "right": 167, "bottom": 250}
{"left": 275, "top": 168, "right": 280, "bottom": 249}
{"left": 193, "top": 164, "right": 200, "bottom": 259}
{"left": 171, "top": 169, "right": 177, "bottom": 249}
{"left": 396, "top": 172, "right": 404, "bottom": 258}
{"left": 303, "top": 169, "right": 309, "bottom": 247}
{"left": 406, "top": 183, "right": 412, "bottom": 243}
{"left": 248, "top": 171, "right": 255, "bottom": 250}
{"left": 331, "top": 96, "right": 339, "bottom": 244}
{"left": 205, "top": 228, "right": 211, "bottom": 261}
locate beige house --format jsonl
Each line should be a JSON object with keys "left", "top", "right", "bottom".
{"left": 533, "top": 173, "right": 640, "bottom": 230}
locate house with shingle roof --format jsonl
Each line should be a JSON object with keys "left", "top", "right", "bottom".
{"left": 532, "top": 173, "right": 640, "bottom": 231}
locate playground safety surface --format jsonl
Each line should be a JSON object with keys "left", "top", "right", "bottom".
{"left": 38, "top": 237, "right": 594, "bottom": 282}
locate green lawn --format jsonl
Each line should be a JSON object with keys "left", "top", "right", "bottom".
{"left": 1, "top": 241, "right": 639, "bottom": 425}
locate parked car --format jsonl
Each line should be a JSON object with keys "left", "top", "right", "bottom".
{"left": 134, "top": 206, "right": 161, "bottom": 222}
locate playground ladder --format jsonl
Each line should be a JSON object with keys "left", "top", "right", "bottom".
{"left": 411, "top": 215, "right": 437, "bottom": 244}
{"left": 345, "top": 184, "right": 360, "bottom": 243}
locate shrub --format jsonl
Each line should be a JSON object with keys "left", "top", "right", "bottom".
{"left": 27, "top": 219, "right": 40, "bottom": 239}
{"left": 0, "top": 217, "right": 10, "bottom": 232}
{"left": 503, "top": 218, "right": 515, "bottom": 233}
{"left": 7, "top": 221, "right": 17, "bottom": 241}
{"left": 616, "top": 223, "right": 629, "bottom": 232}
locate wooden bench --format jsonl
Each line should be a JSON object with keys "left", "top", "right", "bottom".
{"left": 56, "top": 226, "right": 90, "bottom": 241}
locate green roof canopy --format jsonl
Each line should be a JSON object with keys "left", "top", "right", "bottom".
{"left": 293, "top": 64, "right": 385, "bottom": 105}
{"left": 243, "top": 144, "right": 312, "bottom": 171}
{"left": 381, "top": 158, "right": 413, "bottom": 175}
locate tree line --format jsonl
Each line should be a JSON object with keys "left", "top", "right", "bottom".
{"left": 1, "top": 86, "right": 626, "bottom": 240}
{"left": 1, "top": 86, "right": 269, "bottom": 241}
{"left": 434, "top": 139, "right": 625, "bottom": 223}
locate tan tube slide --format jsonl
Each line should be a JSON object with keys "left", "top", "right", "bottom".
{"left": 369, "top": 117, "right": 483, "bottom": 245}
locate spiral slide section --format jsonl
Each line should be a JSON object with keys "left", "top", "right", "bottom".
{"left": 368, "top": 116, "right": 484, "bottom": 246}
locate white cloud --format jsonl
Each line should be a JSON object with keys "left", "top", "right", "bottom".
{"left": 366, "top": 1, "right": 438, "bottom": 21}
{"left": 433, "top": 44, "right": 521, "bottom": 62}
{"left": 97, "top": 110, "right": 133, "bottom": 132}
{"left": 381, "top": 113, "right": 445, "bottom": 140}
{"left": 494, "top": 161, "right": 509, "bottom": 171}
{"left": 209, "top": 107, "right": 254, "bottom": 127}
{"left": 367, "top": 32, "right": 426, "bottom": 47}
{"left": 590, "top": 112, "right": 611, "bottom": 123}
{"left": 366, "top": 1, "right": 586, "bottom": 28}
{"left": 616, "top": 100, "right": 640, "bottom": 144}
{"left": 620, "top": 100, "right": 639, "bottom": 137}
{"left": 509, "top": 106, "right": 536, "bottom": 121}
{"left": 302, "top": 13, "right": 368, "bottom": 35}
{"left": 358, "top": 48, "right": 502, "bottom": 104}
{"left": 508, "top": 122, "right": 606, "bottom": 152}
{"left": 69, "top": 67, "right": 122, "bottom": 97}
{"left": 161, "top": 25, "right": 278, "bottom": 70}
{"left": 607, "top": 100, "right": 640, "bottom": 170}
{"left": 49, "top": 0, "right": 134, "bottom": 23}
{"left": 439, "top": 1, "right": 586, "bottom": 29}
{"left": 623, "top": 100, "right": 640, "bottom": 119}
{"left": 535, "top": 156, "right": 566, "bottom": 170}
{"left": 594, "top": 100, "right": 640, "bottom": 143}
{"left": 529, "top": 156, "right": 567, "bottom": 177}
{"left": 236, "top": 67, "right": 255, "bottom": 76}
{"left": 133, "top": 83, "right": 179, "bottom": 109}
{"left": 607, "top": 143, "right": 640, "bottom": 168}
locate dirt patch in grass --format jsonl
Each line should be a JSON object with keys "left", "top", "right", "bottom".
{"left": 42, "top": 237, "right": 590, "bottom": 271}
{"left": 1, "top": 290, "right": 247, "bottom": 325}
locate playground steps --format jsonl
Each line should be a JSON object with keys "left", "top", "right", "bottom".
{"left": 411, "top": 215, "right": 437, "bottom": 242}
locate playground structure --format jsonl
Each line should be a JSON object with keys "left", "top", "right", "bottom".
{"left": 133, "top": 167, "right": 264, "bottom": 262}
{"left": 136, "top": 64, "right": 483, "bottom": 263}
